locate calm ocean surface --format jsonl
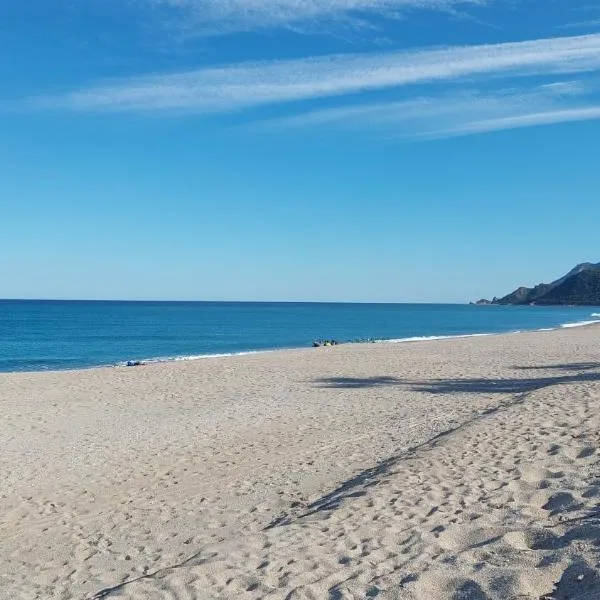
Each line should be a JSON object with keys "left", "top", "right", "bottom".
{"left": 1, "top": 300, "right": 599, "bottom": 373}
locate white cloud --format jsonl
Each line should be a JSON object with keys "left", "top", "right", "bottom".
{"left": 259, "top": 80, "right": 600, "bottom": 139}
{"left": 262, "top": 80, "right": 588, "bottom": 126}
{"left": 35, "top": 33, "right": 600, "bottom": 113}
{"left": 559, "top": 19, "right": 600, "bottom": 31}
{"left": 434, "top": 105, "right": 600, "bottom": 138}
{"left": 151, "top": 0, "right": 486, "bottom": 35}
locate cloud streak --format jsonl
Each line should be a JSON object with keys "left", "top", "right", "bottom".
{"left": 559, "top": 19, "right": 600, "bottom": 31}
{"left": 439, "top": 105, "right": 600, "bottom": 136}
{"left": 35, "top": 33, "right": 600, "bottom": 114}
{"left": 261, "top": 81, "right": 590, "bottom": 130}
{"left": 257, "top": 79, "right": 600, "bottom": 139}
{"left": 152, "top": 0, "right": 487, "bottom": 35}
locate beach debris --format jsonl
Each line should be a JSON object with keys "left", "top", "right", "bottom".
{"left": 312, "top": 340, "right": 339, "bottom": 347}
{"left": 126, "top": 360, "right": 144, "bottom": 367}
{"left": 312, "top": 338, "right": 379, "bottom": 347}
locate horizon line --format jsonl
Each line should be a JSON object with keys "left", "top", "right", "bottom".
{"left": 0, "top": 298, "right": 471, "bottom": 305}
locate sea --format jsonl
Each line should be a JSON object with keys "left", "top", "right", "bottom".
{"left": 1, "top": 300, "right": 599, "bottom": 373}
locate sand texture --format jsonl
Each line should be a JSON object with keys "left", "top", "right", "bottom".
{"left": 2, "top": 326, "right": 600, "bottom": 599}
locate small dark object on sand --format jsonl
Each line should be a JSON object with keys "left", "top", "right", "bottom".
{"left": 312, "top": 340, "right": 339, "bottom": 348}
{"left": 126, "top": 360, "right": 143, "bottom": 367}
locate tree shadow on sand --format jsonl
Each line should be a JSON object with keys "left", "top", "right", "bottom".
{"left": 280, "top": 374, "right": 593, "bottom": 529}
{"left": 410, "top": 371, "right": 600, "bottom": 395}
{"left": 314, "top": 376, "right": 402, "bottom": 389}
{"left": 514, "top": 362, "right": 600, "bottom": 373}
{"left": 265, "top": 422, "right": 469, "bottom": 529}
{"left": 296, "top": 364, "right": 600, "bottom": 529}
{"left": 315, "top": 364, "right": 600, "bottom": 395}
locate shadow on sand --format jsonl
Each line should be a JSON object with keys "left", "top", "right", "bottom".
{"left": 314, "top": 376, "right": 402, "bottom": 389}
{"left": 265, "top": 421, "right": 469, "bottom": 530}
{"left": 287, "top": 363, "right": 600, "bottom": 529}
{"left": 315, "top": 363, "right": 600, "bottom": 395}
{"left": 514, "top": 362, "right": 600, "bottom": 373}
{"left": 409, "top": 371, "right": 600, "bottom": 395}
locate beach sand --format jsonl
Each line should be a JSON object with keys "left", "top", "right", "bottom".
{"left": 2, "top": 325, "right": 600, "bottom": 599}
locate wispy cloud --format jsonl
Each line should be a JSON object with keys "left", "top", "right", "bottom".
{"left": 262, "top": 80, "right": 587, "bottom": 126}
{"left": 438, "top": 105, "right": 600, "bottom": 137}
{"left": 34, "top": 33, "right": 600, "bottom": 113}
{"left": 260, "top": 79, "right": 600, "bottom": 139}
{"left": 151, "top": 0, "right": 488, "bottom": 35}
{"left": 559, "top": 19, "right": 600, "bottom": 31}
{"left": 556, "top": 3, "right": 600, "bottom": 33}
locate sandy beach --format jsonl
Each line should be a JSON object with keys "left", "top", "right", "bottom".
{"left": 2, "top": 325, "right": 600, "bottom": 599}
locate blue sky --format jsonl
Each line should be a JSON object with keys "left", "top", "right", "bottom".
{"left": 2, "top": 1, "right": 600, "bottom": 302}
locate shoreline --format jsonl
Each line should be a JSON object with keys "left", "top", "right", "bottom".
{"left": 4, "top": 316, "right": 600, "bottom": 376}
{"left": 3, "top": 324, "right": 600, "bottom": 599}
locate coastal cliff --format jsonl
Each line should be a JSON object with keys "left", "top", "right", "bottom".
{"left": 489, "top": 262, "right": 600, "bottom": 306}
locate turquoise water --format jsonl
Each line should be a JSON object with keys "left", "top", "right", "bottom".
{"left": 1, "top": 300, "right": 599, "bottom": 372}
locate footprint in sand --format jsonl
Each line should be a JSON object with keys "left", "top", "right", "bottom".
{"left": 542, "top": 492, "right": 581, "bottom": 516}
{"left": 503, "top": 528, "right": 559, "bottom": 551}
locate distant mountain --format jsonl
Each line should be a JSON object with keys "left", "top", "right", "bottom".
{"left": 552, "top": 262, "right": 600, "bottom": 286}
{"left": 533, "top": 269, "right": 600, "bottom": 305}
{"left": 491, "top": 263, "right": 600, "bottom": 306}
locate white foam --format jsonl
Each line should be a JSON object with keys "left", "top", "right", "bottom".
{"left": 118, "top": 349, "right": 274, "bottom": 367}
{"left": 116, "top": 318, "right": 600, "bottom": 367}
{"left": 560, "top": 319, "right": 600, "bottom": 329}
{"left": 377, "top": 333, "right": 494, "bottom": 344}
{"left": 374, "top": 321, "right": 600, "bottom": 343}
{"left": 172, "top": 350, "right": 273, "bottom": 361}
